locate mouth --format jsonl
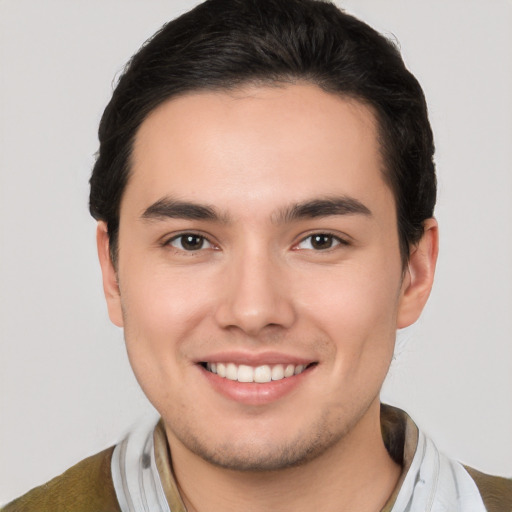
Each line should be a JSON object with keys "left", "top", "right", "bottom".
{"left": 200, "top": 362, "right": 316, "bottom": 383}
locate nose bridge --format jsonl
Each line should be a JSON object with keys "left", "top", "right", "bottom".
{"left": 215, "top": 238, "right": 295, "bottom": 334}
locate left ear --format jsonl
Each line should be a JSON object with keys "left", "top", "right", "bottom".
{"left": 397, "top": 218, "right": 439, "bottom": 329}
{"left": 97, "top": 221, "right": 124, "bottom": 327}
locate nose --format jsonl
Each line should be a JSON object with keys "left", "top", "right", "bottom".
{"left": 214, "top": 246, "right": 296, "bottom": 336}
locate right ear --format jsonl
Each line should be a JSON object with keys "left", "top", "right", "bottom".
{"left": 96, "top": 221, "right": 124, "bottom": 327}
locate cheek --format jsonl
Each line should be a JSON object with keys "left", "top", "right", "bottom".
{"left": 117, "top": 263, "right": 216, "bottom": 388}
{"left": 295, "top": 259, "right": 402, "bottom": 377}
{"left": 301, "top": 261, "right": 401, "bottom": 329}
{"left": 120, "top": 261, "right": 215, "bottom": 334}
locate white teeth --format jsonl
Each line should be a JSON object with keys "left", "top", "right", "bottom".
{"left": 294, "top": 364, "right": 305, "bottom": 375}
{"left": 226, "top": 363, "right": 238, "bottom": 380}
{"left": 237, "top": 364, "right": 254, "bottom": 383}
{"left": 284, "top": 364, "right": 295, "bottom": 378}
{"left": 271, "top": 364, "right": 284, "bottom": 380}
{"left": 254, "top": 365, "right": 272, "bottom": 383}
{"left": 217, "top": 363, "right": 226, "bottom": 377}
{"left": 204, "top": 362, "right": 309, "bottom": 383}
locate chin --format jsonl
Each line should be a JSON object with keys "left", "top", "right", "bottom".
{"left": 169, "top": 411, "right": 350, "bottom": 472}
{"left": 189, "top": 438, "right": 339, "bottom": 472}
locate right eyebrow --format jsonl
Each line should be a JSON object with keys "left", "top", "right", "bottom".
{"left": 275, "top": 196, "right": 372, "bottom": 224}
{"left": 141, "top": 197, "right": 228, "bottom": 223}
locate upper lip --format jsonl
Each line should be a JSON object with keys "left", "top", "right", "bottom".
{"left": 195, "top": 350, "right": 316, "bottom": 366}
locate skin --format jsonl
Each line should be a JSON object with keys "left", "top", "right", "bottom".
{"left": 98, "top": 84, "right": 438, "bottom": 512}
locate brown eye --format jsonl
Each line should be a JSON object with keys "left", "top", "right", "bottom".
{"left": 296, "top": 233, "right": 344, "bottom": 251}
{"left": 311, "top": 234, "right": 335, "bottom": 250}
{"left": 169, "top": 234, "right": 212, "bottom": 251}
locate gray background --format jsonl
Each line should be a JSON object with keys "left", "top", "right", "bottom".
{"left": 1, "top": 0, "right": 511, "bottom": 503}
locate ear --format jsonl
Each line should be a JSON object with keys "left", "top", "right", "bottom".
{"left": 397, "top": 218, "right": 439, "bottom": 329}
{"left": 96, "top": 221, "right": 124, "bottom": 327}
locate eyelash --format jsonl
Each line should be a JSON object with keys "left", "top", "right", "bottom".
{"left": 165, "top": 232, "right": 216, "bottom": 252}
{"left": 293, "top": 232, "right": 350, "bottom": 252}
{"left": 164, "top": 231, "right": 349, "bottom": 253}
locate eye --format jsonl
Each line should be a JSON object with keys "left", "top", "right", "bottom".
{"left": 296, "top": 233, "right": 345, "bottom": 251}
{"left": 167, "top": 233, "right": 213, "bottom": 251}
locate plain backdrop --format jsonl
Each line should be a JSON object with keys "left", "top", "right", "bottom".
{"left": 1, "top": 0, "right": 511, "bottom": 504}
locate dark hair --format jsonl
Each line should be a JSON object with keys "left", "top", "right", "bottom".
{"left": 89, "top": 0, "right": 436, "bottom": 265}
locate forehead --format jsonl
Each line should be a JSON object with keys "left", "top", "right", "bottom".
{"left": 124, "top": 84, "right": 391, "bottom": 219}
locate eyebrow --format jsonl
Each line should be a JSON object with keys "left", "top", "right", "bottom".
{"left": 141, "top": 197, "right": 226, "bottom": 222}
{"left": 140, "top": 195, "right": 371, "bottom": 224}
{"left": 275, "top": 196, "right": 372, "bottom": 223}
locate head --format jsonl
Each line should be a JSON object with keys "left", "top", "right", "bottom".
{"left": 89, "top": 0, "right": 436, "bottom": 267}
{"left": 92, "top": 0, "right": 438, "bottom": 473}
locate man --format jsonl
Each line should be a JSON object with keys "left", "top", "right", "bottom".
{"left": 2, "top": 0, "right": 511, "bottom": 510}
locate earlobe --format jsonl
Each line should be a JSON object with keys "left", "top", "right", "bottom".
{"left": 397, "top": 218, "right": 439, "bottom": 329}
{"left": 96, "top": 221, "right": 124, "bottom": 327}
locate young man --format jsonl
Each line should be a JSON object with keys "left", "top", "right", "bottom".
{"left": 3, "top": 0, "right": 511, "bottom": 511}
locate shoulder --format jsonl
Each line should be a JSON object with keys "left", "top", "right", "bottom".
{"left": 1, "top": 446, "right": 121, "bottom": 512}
{"left": 464, "top": 465, "right": 512, "bottom": 512}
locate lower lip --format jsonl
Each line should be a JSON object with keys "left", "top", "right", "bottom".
{"left": 200, "top": 365, "right": 314, "bottom": 405}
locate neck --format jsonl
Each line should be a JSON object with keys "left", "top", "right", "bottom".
{"left": 166, "top": 400, "right": 401, "bottom": 512}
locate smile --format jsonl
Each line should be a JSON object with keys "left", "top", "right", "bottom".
{"left": 203, "top": 362, "right": 310, "bottom": 383}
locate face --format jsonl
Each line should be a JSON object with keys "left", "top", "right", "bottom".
{"left": 98, "top": 84, "right": 435, "bottom": 471}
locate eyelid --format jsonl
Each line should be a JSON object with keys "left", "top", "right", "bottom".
{"left": 163, "top": 231, "right": 218, "bottom": 251}
{"left": 293, "top": 231, "right": 351, "bottom": 251}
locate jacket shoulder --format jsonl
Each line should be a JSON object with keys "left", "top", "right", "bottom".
{"left": 2, "top": 446, "right": 121, "bottom": 512}
{"left": 464, "top": 465, "right": 512, "bottom": 512}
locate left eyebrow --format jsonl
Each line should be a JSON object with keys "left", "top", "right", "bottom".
{"left": 141, "top": 197, "right": 228, "bottom": 223}
{"left": 274, "top": 196, "right": 372, "bottom": 224}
